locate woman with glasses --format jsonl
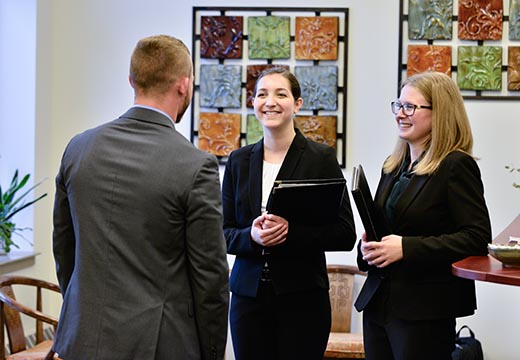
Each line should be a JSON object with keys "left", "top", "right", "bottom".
{"left": 355, "top": 71, "right": 491, "bottom": 360}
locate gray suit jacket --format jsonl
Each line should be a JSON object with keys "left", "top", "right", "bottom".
{"left": 53, "top": 107, "right": 229, "bottom": 360}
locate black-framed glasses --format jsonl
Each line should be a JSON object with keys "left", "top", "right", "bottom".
{"left": 391, "top": 101, "right": 432, "bottom": 116}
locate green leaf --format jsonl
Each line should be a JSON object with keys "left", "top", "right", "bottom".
{"left": 0, "top": 170, "right": 48, "bottom": 252}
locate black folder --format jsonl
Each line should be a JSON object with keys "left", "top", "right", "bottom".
{"left": 351, "top": 165, "right": 382, "bottom": 242}
{"left": 266, "top": 178, "right": 346, "bottom": 225}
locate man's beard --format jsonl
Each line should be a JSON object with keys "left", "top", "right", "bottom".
{"left": 176, "top": 92, "right": 191, "bottom": 123}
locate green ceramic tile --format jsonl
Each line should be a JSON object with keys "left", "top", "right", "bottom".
{"left": 408, "top": 0, "right": 453, "bottom": 40}
{"left": 457, "top": 46, "right": 502, "bottom": 90}
{"left": 246, "top": 114, "right": 263, "bottom": 145}
{"left": 248, "top": 16, "right": 291, "bottom": 59}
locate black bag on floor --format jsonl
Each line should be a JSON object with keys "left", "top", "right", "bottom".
{"left": 452, "top": 325, "right": 484, "bottom": 360}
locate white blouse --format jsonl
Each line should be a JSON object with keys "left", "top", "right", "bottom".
{"left": 261, "top": 161, "right": 282, "bottom": 212}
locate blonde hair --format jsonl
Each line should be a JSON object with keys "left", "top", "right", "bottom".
{"left": 383, "top": 72, "right": 474, "bottom": 175}
{"left": 129, "top": 35, "right": 192, "bottom": 97}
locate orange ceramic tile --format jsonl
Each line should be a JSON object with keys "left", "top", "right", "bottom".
{"left": 295, "top": 17, "right": 339, "bottom": 60}
{"left": 407, "top": 45, "right": 452, "bottom": 76}
{"left": 295, "top": 115, "right": 337, "bottom": 149}
{"left": 508, "top": 47, "right": 520, "bottom": 91}
{"left": 198, "top": 113, "right": 241, "bottom": 156}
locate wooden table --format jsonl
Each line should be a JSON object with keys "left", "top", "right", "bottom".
{"left": 452, "top": 256, "right": 520, "bottom": 287}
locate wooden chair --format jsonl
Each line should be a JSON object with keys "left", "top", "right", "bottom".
{"left": 0, "top": 275, "right": 60, "bottom": 360}
{"left": 324, "top": 264, "right": 366, "bottom": 359}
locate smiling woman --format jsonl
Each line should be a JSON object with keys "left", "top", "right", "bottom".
{"left": 223, "top": 67, "right": 357, "bottom": 360}
{"left": 356, "top": 71, "right": 491, "bottom": 360}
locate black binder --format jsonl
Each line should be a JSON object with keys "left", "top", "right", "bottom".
{"left": 266, "top": 178, "right": 346, "bottom": 225}
{"left": 351, "top": 165, "right": 382, "bottom": 242}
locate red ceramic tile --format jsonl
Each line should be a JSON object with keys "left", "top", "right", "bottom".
{"left": 458, "top": 0, "right": 503, "bottom": 40}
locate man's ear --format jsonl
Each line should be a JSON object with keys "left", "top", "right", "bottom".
{"left": 177, "top": 76, "right": 190, "bottom": 97}
{"left": 129, "top": 75, "right": 135, "bottom": 88}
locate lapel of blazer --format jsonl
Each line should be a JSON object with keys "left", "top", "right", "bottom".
{"left": 392, "top": 174, "right": 430, "bottom": 224}
{"left": 246, "top": 129, "right": 306, "bottom": 215}
{"left": 249, "top": 140, "right": 264, "bottom": 216}
{"left": 276, "top": 129, "right": 307, "bottom": 180}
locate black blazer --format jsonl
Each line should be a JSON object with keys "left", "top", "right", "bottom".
{"left": 223, "top": 129, "right": 357, "bottom": 297}
{"left": 355, "top": 151, "right": 491, "bottom": 320}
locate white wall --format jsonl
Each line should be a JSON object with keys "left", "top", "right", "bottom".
{"left": 0, "top": 0, "right": 37, "bottom": 252}
{"left": 1, "top": 0, "right": 518, "bottom": 358}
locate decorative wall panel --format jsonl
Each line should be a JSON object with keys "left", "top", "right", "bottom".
{"left": 511, "top": 0, "right": 520, "bottom": 40}
{"left": 248, "top": 16, "right": 291, "bottom": 59}
{"left": 457, "top": 46, "right": 502, "bottom": 90}
{"left": 295, "top": 17, "right": 339, "bottom": 60}
{"left": 200, "top": 16, "right": 243, "bottom": 59}
{"left": 191, "top": 7, "right": 349, "bottom": 167}
{"left": 398, "top": 0, "right": 520, "bottom": 100}
{"left": 408, "top": 0, "right": 453, "bottom": 40}
{"left": 199, "top": 65, "right": 242, "bottom": 108}
{"left": 508, "top": 46, "right": 520, "bottom": 89}
{"left": 458, "top": 0, "right": 503, "bottom": 40}
{"left": 198, "top": 112, "right": 241, "bottom": 156}
{"left": 295, "top": 116, "right": 337, "bottom": 149}
{"left": 295, "top": 66, "right": 338, "bottom": 111}
{"left": 407, "top": 45, "right": 452, "bottom": 76}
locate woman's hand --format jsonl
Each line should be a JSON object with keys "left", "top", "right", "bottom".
{"left": 250, "top": 213, "right": 288, "bottom": 247}
{"left": 360, "top": 234, "right": 403, "bottom": 268}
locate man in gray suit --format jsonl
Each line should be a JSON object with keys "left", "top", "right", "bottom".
{"left": 52, "top": 35, "right": 229, "bottom": 360}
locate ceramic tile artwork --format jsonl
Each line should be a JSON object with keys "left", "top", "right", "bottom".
{"left": 246, "top": 114, "right": 264, "bottom": 145}
{"left": 457, "top": 46, "right": 502, "bottom": 90}
{"left": 458, "top": 0, "right": 503, "bottom": 40}
{"left": 295, "top": 116, "right": 337, "bottom": 149}
{"left": 408, "top": 0, "right": 453, "bottom": 40}
{"left": 295, "top": 17, "right": 339, "bottom": 60}
{"left": 246, "top": 64, "right": 290, "bottom": 108}
{"left": 199, "top": 65, "right": 242, "bottom": 108}
{"left": 198, "top": 112, "right": 241, "bottom": 156}
{"left": 248, "top": 16, "right": 291, "bottom": 59}
{"left": 508, "top": 47, "right": 520, "bottom": 91}
{"left": 511, "top": 0, "right": 520, "bottom": 40}
{"left": 294, "top": 66, "right": 338, "bottom": 111}
{"left": 407, "top": 45, "right": 452, "bottom": 76}
{"left": 200, "top": 16, "right": 243, "bottom": 59}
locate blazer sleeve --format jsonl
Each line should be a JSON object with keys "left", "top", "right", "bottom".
{"left": 402, "top": 153, "right": 491, "bottom": 264}
{"left": 184, "top": 155, "right": 230, "bottom": 360}
{"left": 52, "top": 153, "right": 76, "bottom": 296}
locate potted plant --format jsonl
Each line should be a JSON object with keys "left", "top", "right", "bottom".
{"left": 0, "top": 170, "right": 47, "bottom": 254}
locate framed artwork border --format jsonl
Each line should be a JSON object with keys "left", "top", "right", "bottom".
{"left": 397, "top": 0, "right": 520, "bottom": 101}
{"left": 191, "top": 6, "right": 349, "bottom": 168}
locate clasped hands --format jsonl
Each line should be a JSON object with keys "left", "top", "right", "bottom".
{"left": 250, "top": 212, "right": 288, "bottom": 247}
{"left": 360, "top": 233, "right": 404, "bottom": 268}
